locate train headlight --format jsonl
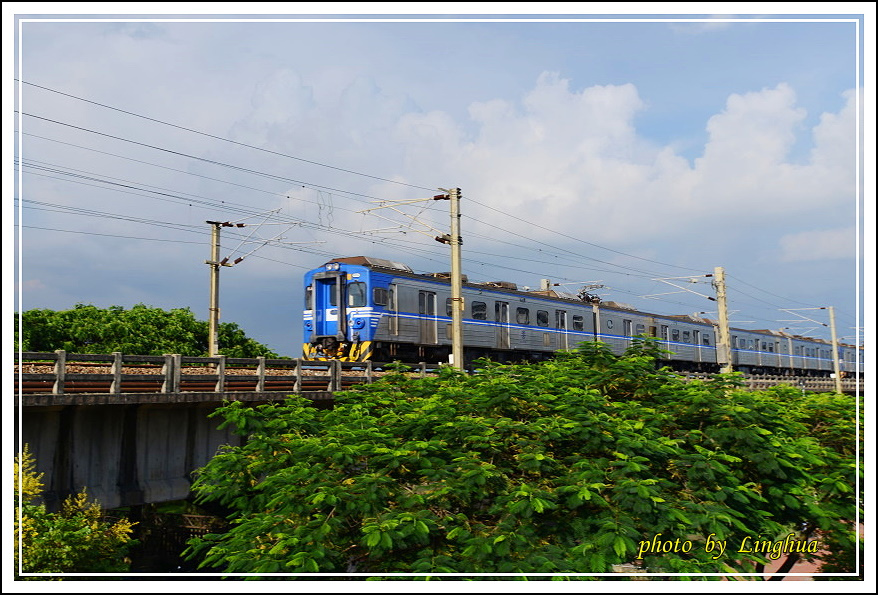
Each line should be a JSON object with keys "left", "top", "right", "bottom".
{"left": 325, "top": 262, "right": 340, "bottom": 271}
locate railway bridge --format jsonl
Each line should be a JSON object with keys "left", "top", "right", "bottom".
{"left": 15, "top": 351, "right": 440, "bottom": 510}
{"left": 15, "top": 350, "right": 863, "bottom": 510}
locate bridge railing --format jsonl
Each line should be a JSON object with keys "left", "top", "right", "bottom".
{"left": 14, "top": 351, "right": 446, "bottom": 397}
{"left": 16, "top": 351, "right": 859, "bottom": 398}
{"left": 680, "top": 372, "right": 862, "bottom": 393}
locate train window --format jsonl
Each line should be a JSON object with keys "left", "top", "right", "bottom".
{"left": 347, "top": 282, "right": 367, "bottom": 307}
{"left": 671, "top": 329, "right": 680, "bottom": 341}
{"left": 682, "top": 330, "right": 691, "bottom": 343}
{"left": 749, "top": 340, "right": 755, "bottom": 350}
{"left": 572, "top": 315, "right": 584, "bottom": 331}
{"left": 327, "top": 278, "right": 338, "bottom": 306}
{"left": 472, "top": 301, "right": 487, "bottom": 320}
{"left": 703, "top": 334, "right": 710, "bottom": 346}
{"left": 660, "top": 325, "right": 668, "bottom": 340}
{"left": 739, "top": 339, "right": 747, "bottom": 349}
{"left": 446, "top": 298, "right": 453, "bottom": 317}
{"left": 517, "top": 307, "right": 530, "bottom": 325}
{"left": 305, "top": 285, "right": 313, "bottom": 310}
{"left": 537, "top": 310, "right": 549, "bottom": 327}
{"left": 388, "top": 285, "right": 396, "bottom": 311}
{"left": 635, "top": 324, "right": 645, "bottom": 336}
{"left": 768, "top": 343, "right": 775, "bottom": 353}
{"left": 606, "top": 319, "right": 614, "bottom": 329}
{"left": 373, "top": 287, "right": 388, "bottom": 306}
{"left": 761, "top": 341, "right": 768, "bottom": 351}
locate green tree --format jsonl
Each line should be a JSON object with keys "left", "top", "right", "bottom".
{"left": 187, "top": 341, "right": 860, "bottom": 578}
{"left": 16, "top": 303, "right": 279, "bottom": 357}
{"left": 14, "top": 445, "right": 137, "bottom": 577}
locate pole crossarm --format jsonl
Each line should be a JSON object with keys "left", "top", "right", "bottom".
{"left": 644, "top": 275, "right": 715, "bottom": 301}
{"left": 779, "top": 308, "right": 831, "bottom": 327}
{"left": 357, "top": 197, "right": 447, "bottom": 240}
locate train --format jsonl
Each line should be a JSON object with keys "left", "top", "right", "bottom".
{"left": 302, "top": 256, "right": 863, "bottom": 377}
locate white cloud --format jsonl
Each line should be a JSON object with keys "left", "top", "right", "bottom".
{"left": 375, "top": 74, "right": 857, "bottom": 249}
{"left": 778, "top": 227, "right": 857, "bottom": 262}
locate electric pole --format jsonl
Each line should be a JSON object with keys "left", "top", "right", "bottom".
{"left": 827, "top": 306, "right": 843, "bottom": 394}
{"left": 206, "top": 221, "right": 222, "bottom": 358}
{"left": 712, "top": 266, "right": 733, "bottom": 374}
{"left": 205, "top": 221, "right": 241, "bottom": 358}
{"left": 448, "top": 188, "right": 464, "bottom": 370}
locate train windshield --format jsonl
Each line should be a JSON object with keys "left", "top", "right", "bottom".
{"left": 348, "top": 282, "right": 367, "bottom": 307}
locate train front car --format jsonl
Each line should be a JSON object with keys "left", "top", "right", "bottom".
{"left": 302, "top": 257, "right": 405, "bottom": 361}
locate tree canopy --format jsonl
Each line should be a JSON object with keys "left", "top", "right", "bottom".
{"left": 16, "top": 303, "right": 279, "bottom": 357}
{"left": 187, "top": 340, "right": 861, "bottom": 579}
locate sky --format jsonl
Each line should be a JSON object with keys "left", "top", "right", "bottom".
{"left": 7, "top": 4, "right": 874, "bottom": 359}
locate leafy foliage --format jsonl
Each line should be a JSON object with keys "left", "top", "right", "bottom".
{"left": 16, "top": 303, "right": 279, "bottom": 357}
{"left": 188, "top": 340, "right": 860, "bottom": 578}
{"left": 14, "top": 445, "right": 137, "bottom": 577}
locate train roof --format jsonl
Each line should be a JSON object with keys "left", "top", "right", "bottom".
{"left": 327, "top": 256, "right": 413, "bottom": 273}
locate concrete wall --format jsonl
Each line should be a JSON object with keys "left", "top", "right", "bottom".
{"left": 21, "top": 402, "right": 244, "bottom": 510}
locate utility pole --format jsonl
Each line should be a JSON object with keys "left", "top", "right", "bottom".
{"left": 712, "top": 266, "right": 733, "bottom": 374}
{"left": 448, "top": 188, "right": 464, "bottom": 370}
{"left": 433, "top": 189, "right": 464, "bottom": 370}
{"left": 205, "top": 221, "right": 241, "bottom": 358}
{"left": 206, "top": 221, "right": 222, "bottom": 358}
{"left": 827, "top": 306, "right": 843, "bottom": 394}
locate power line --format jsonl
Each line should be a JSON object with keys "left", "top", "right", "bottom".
{"left": 17, "top": 89, "right": 855, "bottom": 322}
{"left": 20, "top": 79, "right": 438, "bottom": 192}
{"left": 20, "top": 109, "right": 711, "bottom": 282}
{"left": 18, "top": 84, "right": 719, "bottom": 279}
{"left": 20, "top": 111, "right": 410, "bottom": 206}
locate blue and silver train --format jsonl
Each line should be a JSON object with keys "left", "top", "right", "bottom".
{"left": 303, "top": 256, "right": 863, "bottom": 376}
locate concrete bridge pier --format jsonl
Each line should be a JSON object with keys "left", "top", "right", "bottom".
{"left": 21, "top": 402, "right": 245, "bottom": 511}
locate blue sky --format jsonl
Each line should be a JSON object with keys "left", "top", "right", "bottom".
{"left": 7, "top": 5, "right": 873, "bottom": 357}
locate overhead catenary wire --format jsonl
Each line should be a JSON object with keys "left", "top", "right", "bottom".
{"left": 16, "top": 82, "right": 857, "bottom": 336}
{"left": 18, "top": 85, "right": 712, "bottom": 277}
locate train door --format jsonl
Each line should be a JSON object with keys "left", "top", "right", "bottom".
{"left": 693, "top": 330, "right": 702, "bottom": 363}
{"left": 418, "top": 290, "right": 437, "bottom": 344}
{"left": 388, "top": 284, "right": 398, "bottom": 336}
{"left": 312, "top": 272, "right": 345, "bottom": 340}
{"left": 496, "top": 301, "right": 510, "bottom": 349}
{"left": 556, "top": 310, "right": 568, "bottom": 349}
{"left": 623, "top": 319, "right": 632, "bottom": 347}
